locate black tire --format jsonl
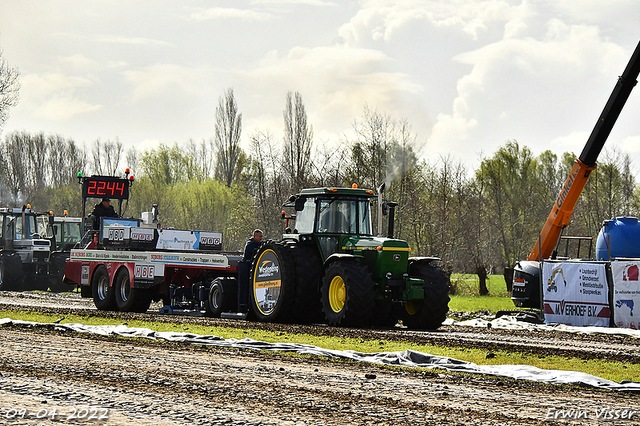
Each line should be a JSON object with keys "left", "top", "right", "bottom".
{"left": 114, "top": 268, "right": 151, "bottom": 313}
{"left": 321, "top": 261, "right": 375, "bottom": 327}
{"left": 396, "top": 262, "right": 450, "bottom": 330}
{"left": 0, "top": 253, "right": 24, "bottom": 291}
{"left": 204, "top": 278, "right": 236, "bottom": 317}
{"left": 289, "top": 244, "right": 323, "bottom": 323}
{"left": 48, "top": 252, "right": 70, "bottom": 293}
{"left": 249, "top": 241, "right": 297, "bottom": 322}
{"left": 92, "top": 266, "right": 116, "bottom": 311}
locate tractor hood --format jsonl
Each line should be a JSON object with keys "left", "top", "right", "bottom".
{"left": 341, "top": 235, "right": 411, "bottom": 253}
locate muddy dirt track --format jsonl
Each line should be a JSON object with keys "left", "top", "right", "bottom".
{"left": 1, "top": 291, "right": 639, "bottom": 425}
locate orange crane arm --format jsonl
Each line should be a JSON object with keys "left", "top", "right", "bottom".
{"left": 527, "top": 159, "right": 595, "bottom": 261}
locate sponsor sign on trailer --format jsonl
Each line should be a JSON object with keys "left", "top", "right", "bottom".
{"left": 542, "top": 261, "right": 610, "bottom": 327}
{"left": 611, "top": 260, "right": 640, "bottom": 329}
{"left": 156, "top": 229, "right": 198, "bottom": 250}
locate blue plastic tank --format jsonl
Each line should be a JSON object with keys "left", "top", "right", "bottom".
{"left": 595, "top": 217, "right": 640, "bottom": 260}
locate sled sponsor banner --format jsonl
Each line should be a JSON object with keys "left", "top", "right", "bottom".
{"left": 542, "top": 262, "right": 610, "bottom": 327}
{"left": 611, "top": 261, "right": 640, "bottom": 330}
{"left": 156, "top": 229, "right": 198, "bottom": 250}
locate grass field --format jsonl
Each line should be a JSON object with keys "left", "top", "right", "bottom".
{"left": 449, "top": 273, "right": 515, "bottom": 313}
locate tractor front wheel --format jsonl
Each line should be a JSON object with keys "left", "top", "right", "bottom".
{"left": 396, "top": 262, "right": 450, "bottom": 330}
{"left": 0, "top": 253, "right": 23, "bottom": 291}
{"left": 321, "top": 261, "right": 375, "bottom": 327}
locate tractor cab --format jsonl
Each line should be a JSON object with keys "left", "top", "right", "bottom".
{"left": 283, "top": 186, "right": 376, "bottom": 260}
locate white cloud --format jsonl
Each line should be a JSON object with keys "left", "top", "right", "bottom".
{"left": 338, "top": 0, "right": 533, "bottom": 44}
{"left": 17, "top": 73, "right": 103, "bottom": 121}
{"left": 36, "top": 97, "right": 103, "bottom": 121}
{"left": 621, "top": 135, "right": 640, "bottom": 156}
{"left": 121, "top": 64, "right": 215, "bottom": 103}
{"left": 98, "top": 35, "right": 172, "bottom": 46}
{"left": 189, "top": 7, "right": 270, "bottom": 21}
{"left": 60, "top": 54, "right": 100, "bottom": 72}
{"left": 254, "top": 0, "right": 337, "bottom": 5}
{"left": 550, "top": 131, "right": 590, "bottom": 156}
{"left": 237, "top": 44, "right": 425, "bottom": 144}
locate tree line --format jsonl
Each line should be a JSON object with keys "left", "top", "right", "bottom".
{"left": 1, "top": 85, "right": 638, "bottom": 293}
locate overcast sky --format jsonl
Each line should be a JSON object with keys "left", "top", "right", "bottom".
{"left": 1, "top": 0, "right": 639, "bottom": 176}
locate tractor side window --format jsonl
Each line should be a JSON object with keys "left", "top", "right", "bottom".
{"left": 294, "top": 197, "right": 316, "bottom": 234}
{"left": 358, "top": 200, "right": 372, "bottom": 235}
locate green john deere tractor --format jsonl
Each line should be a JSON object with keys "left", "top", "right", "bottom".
{"left": 247, "top": 185, "right": 450, "bottom": 329}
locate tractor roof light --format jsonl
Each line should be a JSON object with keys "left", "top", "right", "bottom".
{"left": 352, "top": 183, "right": 358, "bottom": 188}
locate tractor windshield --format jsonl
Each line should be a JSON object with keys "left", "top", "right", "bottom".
{"left": 7, "top": 214, "right": 37, "bottom": 239}
{"left": 317, "top": 198, "right": 372, "bottom": 235}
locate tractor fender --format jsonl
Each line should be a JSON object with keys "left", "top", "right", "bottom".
{"left": 408, "top": 256, "right": 441, "bottom": 266}
{"left": 323, "top": 253, "right": 364, "bottom": 269}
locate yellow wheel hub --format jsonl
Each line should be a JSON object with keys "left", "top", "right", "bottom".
{"left": 328, "top": 275, "right": 346, "bottom": 313}
{"left": 404, "top": 300, "right": 420, "bottom": 315}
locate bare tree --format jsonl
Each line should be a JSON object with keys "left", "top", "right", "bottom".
{"left": 248, "top": 129, "right": 286, "bottom": 237}
{"left": 283, "top": 91, "right": 313, "bottom": 191}
{"left": 310, "top": 138, "right": 347, "bottom": 187}
{"left": 1, "top": 131, "right": 27, "bottom": 205}
{"left": 92, "top": 138, "right": 123, "bottom": 176}
{"left": 125, "top": 146, "right": 138, "bottom": 177}
{"left": 215, "top": 88, "right": 242, "bottom": 187}
{"left": 25, "top": 131, "right": 48, "bottom": 198}
{"left": 347, "top": 105, "right": 395, "bottom": 191}
{"left": 0, "top": 48, "right": 20, "bottom": 131}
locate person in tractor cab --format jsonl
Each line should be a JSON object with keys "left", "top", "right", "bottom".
{"left": 89, "top": 197, "right": 118, "bottom": 229}
{"left": 243, "top": 229, "right": 263, "bottom": 261}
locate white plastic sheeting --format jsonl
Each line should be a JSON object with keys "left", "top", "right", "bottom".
{"left": 446, "top": 315, "right": 640, "bottom": 338}
{"left": 1, "top": 318, "right": 639, "bottom": 392}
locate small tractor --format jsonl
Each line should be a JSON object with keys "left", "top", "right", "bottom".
{"left": 0, "top": 206, "right": 52, "bottom": 291}
{"left": 37, "top": 212, "right": 83, "bottom": 292}
{"left": 242, "top": 184, "right": 450, "bottom": 329}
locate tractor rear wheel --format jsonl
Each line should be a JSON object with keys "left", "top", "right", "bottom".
{"left": 396, "top": 262, "right": 450, "bottom": 330}
{"left": 250, "top": 241, "right": 297, "bottom": 322}
{"left": 92, "top": 266, "right": 116, "bottom": 311}
{"left": 289, "top": 244, "right": 323, "bottom": 323}
{"left": 114, "top": 268, "right": 151, "bottom": 313}
{"left": 0, "top": 252, "right": 24, "bottom": 291}
{"left": 321, "top": 261, "right": 375, "bottom": 327}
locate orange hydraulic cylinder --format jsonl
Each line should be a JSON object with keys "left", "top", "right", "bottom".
{"left": 527, "top": 159, "right": 596, "bottom": 261}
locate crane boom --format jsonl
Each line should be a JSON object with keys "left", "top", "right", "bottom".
{"left": 528, "top": 41, "right": 640, "bottom": 261}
